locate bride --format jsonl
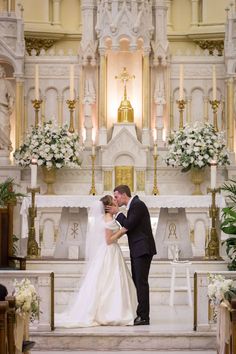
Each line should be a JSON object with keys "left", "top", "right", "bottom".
{"left": 55, "top": 195, "right": 137, "bottom": 327}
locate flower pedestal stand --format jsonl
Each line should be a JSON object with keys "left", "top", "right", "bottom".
{"left": 15, "top": 313, "right": 30, "bottom": 354}
{"left": 190, "top": 168, "right": 205, "bottom": 195}
{"left": 42, "top": 167, "right": 57, "bottom": 195}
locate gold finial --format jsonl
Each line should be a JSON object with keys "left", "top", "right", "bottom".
{"left": 115, "top": 67, "right": 135, "bottom": 123}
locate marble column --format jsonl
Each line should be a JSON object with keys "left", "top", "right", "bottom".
{"left": 57, "top": 95, "right": 63, "bottom": 126}
{"left": 41, "top": 96, "right": 46, "bottom": 124}
{"left": 221, "top": 98, "right": 225, "bottom": 131}
{"left": 170, "top": 97, "right": 174, "bottom": 131}
{"left": 98, "top": 53, "right": 107, "bottom": 145}
{"left": 15, "top": 78, "right": 24, "bottom": 149}
{"left": 191, "top": 0, "right": 199, "bottom": 27}
{"left": 75, "top": 95, "right": 79, "bottom": 131}
{"left": 227, "top": 77, "right": 234, "bottom": 151}
{"left": 166, "top": 0, "right": 173, "bottom": 30}
{"left": 24, "top": 95, "right": 28, "bottom": 135}
{"left": 142, "top": 53, "right": 150, "bottom": 145}
{"left": 203, "top": 95, "right": 208, "bottom": 122}
{"left": 52, "top": 0, "right": 61, "bottom": 26}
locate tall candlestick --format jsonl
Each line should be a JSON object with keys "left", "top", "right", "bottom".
{"left": 92, "top": 143, "right": 95, "bottom": 156}
{"left": 179, "top": 64, "right": 184, "bottom": 100}
{"left": 30, "top": 158, "right": 38, "bottom": 188}
{"left": 70, "top": 64, "right": 74, "bottom": 100}
{"left": 212, "top": 65, "right": 216, "bottom": 100}
{"left": 154, "top": 143, "right": 157, "bottom": 155}
{"left": 210, "top": 159, "right": 217, "bottom": 189}
{"left": 35, "top": 64, "right": 39, "bottom": 100}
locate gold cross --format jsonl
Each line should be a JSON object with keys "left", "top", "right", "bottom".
{"left": 115, "top": 67, "right": 135, "bottom": 87}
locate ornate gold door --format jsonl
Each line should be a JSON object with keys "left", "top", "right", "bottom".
{"left": 115, "top": 166, "right": 134, "bottom": 191}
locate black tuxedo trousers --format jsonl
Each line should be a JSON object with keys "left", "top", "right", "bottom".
{"left": 116, "top": 196, "right": 157, "bottom": 321}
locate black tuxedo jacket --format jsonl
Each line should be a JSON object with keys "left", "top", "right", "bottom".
{"left": 116, "top": 196, "right": 157, "bottom": 258}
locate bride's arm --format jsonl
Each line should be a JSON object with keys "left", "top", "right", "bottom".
{"left": 105, "top": 227, "right": 127, "bottom": 245}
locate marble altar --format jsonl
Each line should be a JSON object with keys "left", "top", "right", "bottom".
{"left": 20, "top": 194, "right": 226, "bottom": 259}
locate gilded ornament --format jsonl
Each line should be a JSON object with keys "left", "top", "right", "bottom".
{"left": 194, "top": 40, "right": 224, "bottom": 56}
{"left": 115, "top": 166, "right": 134, "bottom": 192}
{"left": 25, "top": 37, "right": 57, "bottom": 56}
{"left": 115, "top": 67, "right": 135, "bottom": 123}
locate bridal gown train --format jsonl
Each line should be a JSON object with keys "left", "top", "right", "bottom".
{"left": 55, "top": 219, "right": 137, "bottom": 327}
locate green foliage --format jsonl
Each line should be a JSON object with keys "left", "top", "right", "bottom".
{"left": 0, "top": 178, "right": 25, "bottom": 207}
{"left": 221, "top": 179, "right": 236, "bottom": 205}
{"left": 220, "top": 179, "right": 236, "bottom": 270}
{"left": 221, "top": 207, "right": 236, "bottom": 235}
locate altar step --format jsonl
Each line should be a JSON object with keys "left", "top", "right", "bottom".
{"left": 30, "top": 327, "right": 216, "bottom": 352}
{"left": 27, "top": 258, "right": 227, "bottom": 311}
{"left": 26, "top": 258, "right": 227, "bottom": 274}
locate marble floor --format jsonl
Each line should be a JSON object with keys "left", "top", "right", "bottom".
{"left": 54, "top": 304, "right": 194, "bottom": 332}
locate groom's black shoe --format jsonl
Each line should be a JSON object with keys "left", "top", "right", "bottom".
{"left": 134, "top": 316, "right": 150, "bottom": 325}
{"left": 22, "top": 340, "right": 35, "bottom": 352}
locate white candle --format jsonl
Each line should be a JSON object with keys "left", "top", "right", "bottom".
{"left": 30, "top": 158, "right": 38, "bottom": 188}
{"left": 92, "top": 143, "right": 95, "bottom": 156}
{"left": 212, "top": 65, "right": 216, "bottom": 100}
{"left": 70, "top": 64, "right": 74, "bottom": 100}
{"left": 179, "top": 64, "right": 184, "bottom": 100}
{"left": 210, "top": 160, "right": 217, "bottom": 189}
{"left": 154, "top": 143, "right": 157, "bottom": 155}
{"left": 35, "top": 64, "right": 39, "bottom": 100}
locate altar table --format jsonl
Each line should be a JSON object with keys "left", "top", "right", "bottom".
{"left": 20, "top": 195, "right": 226, "bottom": 258}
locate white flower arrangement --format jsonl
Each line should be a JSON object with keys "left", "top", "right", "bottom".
{"left": 207, "top": 274, "right": 236, "bottom": 306}
{"left": 13, "top": 278, "right": 40, "bottom": 322}
{"left": 165, "top": 122, "right": 230, "bottom": 172}
{"left": 13, "top": 121, "right": 83, "bottom": 170}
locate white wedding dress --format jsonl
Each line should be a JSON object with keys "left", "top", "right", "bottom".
{"left": 55, "top": 219, "right": 137, "bottom": 327}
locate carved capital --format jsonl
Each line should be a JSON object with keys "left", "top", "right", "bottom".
{"left": 194, "top": 40, "right": 224, "bottom": 56}
{"left": 25, "top": 37, "right": 57, "bottom": 56}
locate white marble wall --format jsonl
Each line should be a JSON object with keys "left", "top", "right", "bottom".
{"left": 0, "top": 270, "right": 53, "bottom": 331}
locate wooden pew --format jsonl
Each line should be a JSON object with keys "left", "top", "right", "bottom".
{"left": 231, "top": 297, "right": 236, "bottom": 354}
{"left": 0, "top": 297, "right": 16, "bottom": 354}
{"left": 6, "top": 296, "right": 16, "bottom": 354}
{"left": 0, "top": 300, "right": 9, "bottom": 354}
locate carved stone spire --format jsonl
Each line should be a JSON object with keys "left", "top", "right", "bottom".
{"left": 151, "top": 0, "right": 169, "bottom": 66}
{"left": 96, "top": 0, "right": 154, "bottom": 53}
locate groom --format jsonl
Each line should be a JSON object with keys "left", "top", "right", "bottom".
{"left": 108, "top": 185, "right": 156, "bottom": 325}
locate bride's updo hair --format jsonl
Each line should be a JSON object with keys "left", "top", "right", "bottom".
{"left": 100, "top": 195, "right": 113, "bottom": 209}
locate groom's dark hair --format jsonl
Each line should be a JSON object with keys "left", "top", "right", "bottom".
{"left": 114, "top": 185, "right": 131, "bottom": 197}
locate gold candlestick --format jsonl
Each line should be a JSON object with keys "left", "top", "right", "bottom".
{"left": 209, "top": 99, "right": 220, "bottom": 132}
{"left": 205, "top": 187, "right": 221, "bottom": 260}
{"left": 66, "top": 99, "right": 76, "bottom": 133}
{"left": 89, "top": 154, "right": 96, "bottom": 195}
{"left": 176, "top": 99, "right": 186, "bottom": 129}
{"left": 32, "top": 99, "right": 43, "bottom": 127}
{"left": 27, "top": 186, "right": 40, "bottom": 258}
{"left": 152, "top": 150, "right": 159, "bottom": 195}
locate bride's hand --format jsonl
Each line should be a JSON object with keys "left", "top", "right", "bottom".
{"left": 121, "top": 227, "right": 128, "bottom": 234}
